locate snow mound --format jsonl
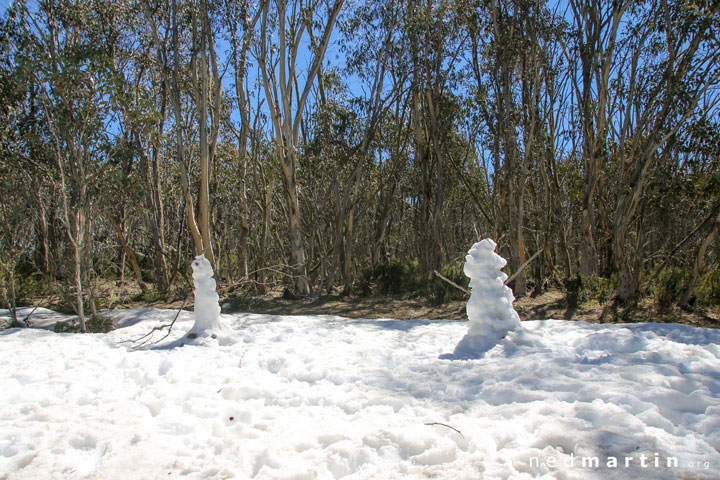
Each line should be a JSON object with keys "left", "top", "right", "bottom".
{"left": 1, "top": 310, "right": 719, "bottom": 479}
{"left": 452, "top": 239, "right": 523, "bottom": 358}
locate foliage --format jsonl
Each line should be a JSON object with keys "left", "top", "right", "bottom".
{"left": 0, "top": 0, "right": 717, "bottom": 320}
{"left": 695, "top": 267, "right": 720, "bottom": 307}
{"left": 578, "top": 275, "right": 617, "bottom": 306}
{"left": 357, "top": 260, "right": 422, "bottom": 297}
{"left": 357, "top": 259, "right": 468, "bottom": 305}
{"left": 427, "top": 261, "right": 468, "bottom": 305}
{"left": 650, "top": 268, "right": 687, "bottom": 311}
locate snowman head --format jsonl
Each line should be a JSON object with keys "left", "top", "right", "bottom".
{"left": 192, "top": 254, "right": 214, "bottom": 280}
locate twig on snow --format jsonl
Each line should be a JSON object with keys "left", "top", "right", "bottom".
{"left": 20, "top": 304, "right": 41, "bottom": 327}
{"left": 119, "top": 295, "right": 190, "bottom": 350}
{"left": 425, "top": 422, "right": 465, "bottom": 438}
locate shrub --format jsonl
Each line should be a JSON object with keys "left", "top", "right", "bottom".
{"left": 578, "top": 274, "right": 616, "bottom": 305}
{"left": 358, "top": 260, "right": 422, "bottom": 296}
{"left": 357, "top": 259, "right": 468, "bottom": 303}
{"left": 695, "top": 266, "right": 720, "bottom": 307}
{"left": 650, "top": 268, "right": 687, "bottom": 311}
{"left": 427, "top": 260, "right": 468, "bottom": 305}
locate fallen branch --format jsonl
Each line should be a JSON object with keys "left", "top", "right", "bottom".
{"left": 504, "top": 249, "right": 543, "bottom": 286}
{"left": 20, "top": 304, "right": 40, "bottom": 327}
{"left": 425, "top": 422, "right": 465, "bottom": 438}
{"left": 119, "top": 295, "right": 190, "bottom": 350}
{"left": 433, "top": 270, "right": 470, "bottom": 296}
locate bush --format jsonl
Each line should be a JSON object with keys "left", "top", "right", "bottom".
{"left": 358, "top": 260, "right": 421, "bottom": 296}
{"left": 650, "top": 268, "right": 687, "bottom": 311}
{"left": 578, "top": 274, "right": 616, "bottom": 305}
{"left": 695, "top": 267, "right": 720, "bottom": 307}
{"left": 427, "top": 261, "right": 468, "bottom": 305}
{"left": 563, "top": 276, "right": 582, "bottom": 308}
{"left": 357, "top": 259, "right": 468, "bottom": 304}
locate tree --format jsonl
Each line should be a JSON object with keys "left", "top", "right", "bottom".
{"left": 222, "top": 0, "right": 261, "bottom": 280}
{"left": 257, "top": 0, "right": 344, "bottom": 294}
{"left": 567, "top": 0, "right": 629, "bottom": 278}
{"left": 23, "top": 0, "right": 115, "bottom": 331}
{"left": 609, "top": 0, "right": 720, "bottom": 303}
{"left": 145, "top": 0, "right": 221, "bottom": 270}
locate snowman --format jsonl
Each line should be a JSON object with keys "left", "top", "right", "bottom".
{"left": 452, "top": 239, "right": 521, "bottom": 357}
{"left": 186, "top": 254, "right": 224, "bottom": 339}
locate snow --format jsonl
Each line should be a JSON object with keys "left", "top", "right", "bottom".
{"left": 1, "top": 307, "right": 719, "bottom": 479}
{"left": 451, "top": 239, "right": 523, "bottom": 358}
{"left": 186, "top": 254, "right": 225, "bottom": 340}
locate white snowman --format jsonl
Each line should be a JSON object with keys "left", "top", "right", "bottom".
{"left": 186, "top": 254, "right": 224, "bottom": 339}
{"left": 452, "top": 238, "right": 521, "bottom": 357}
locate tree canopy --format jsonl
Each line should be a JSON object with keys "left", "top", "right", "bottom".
{"left": 1, "top": 0, "right": 718, "bottom": 325}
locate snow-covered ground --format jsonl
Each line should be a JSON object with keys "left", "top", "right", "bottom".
{"left": 1, "top": 307, "right": 719, "bottom": 479}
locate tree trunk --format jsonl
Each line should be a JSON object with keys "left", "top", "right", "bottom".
{"left": 147, "top": 144, "right": 169, "bottom": 290}
{"left": 282, "top": 150, "right": 310, "bottom": 294}
{"left": 258, "top": 178, "right": 274, "bottom": 293}
{"left": 110, "top": 218, "right": 147, "bottom": 290}
{"left": 342, "top": 184, "right": 359, "bottom": 295}
{"left": 72, "top": 216, "right": 86, "bottom": 333}
{"left": 681, "top": 210, "right": 720, "bottom": 307}
{"left": 3, "top": 267, "right": 22, "bottom": 328}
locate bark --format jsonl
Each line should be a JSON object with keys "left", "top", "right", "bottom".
{"left": 568, "top": 0, "right": 628, "bottom": 277}
{"left": 1, "top": 266, "right": 21, "bottom": 328}
{"left": 681, "top": 209, "right": 720, "bottom": 307}
{"left": 258, "top": 0, "right": 344, "bottom": 294}
{"left": 227, "top": 4, "right": 260, "bottom": 279}
{"left": 282, "top": 149, "right": 310, "bottom": 293}
{"left": 72, "top": 212, "right": 86, "bottom": 333}
{"left": 109, "top": 217, "right": 147, "bottom": 291}
{"left": 342, "top": 183, "right": 358, "bottom": 295}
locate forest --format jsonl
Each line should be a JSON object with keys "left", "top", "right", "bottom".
{"left": 1, "top": 0, "right": 719, "bottom": 331}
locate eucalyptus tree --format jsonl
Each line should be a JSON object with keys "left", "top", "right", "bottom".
{"left": 566, "top": 0, "right": 630, "bottom": 278}
{"left": 109, "top": 3, "right": 173, "bottom": 291}
{"left": 257, "top": 0, "right": 344, "bottom": 294}
{"left": 0, "top": 24, "right": 37, "bottom": 323}
{"left": 464, "top": 0, "right": 561, "bottom": 296}
{"left": 401, "top": 0, "right": 468, "bottom": 273}
{"left": 306, "top": 0, "right": 404, "bottom": 293}
{"left": 0, "top": 3, "right": 39, "bottom": 323}
{"left": 13, "top": 0, "right": 120, "bottom": 331}
{"left": 607, "top": 0, "right": 720, "bottom": 303}
{"left": 143, "top": 0, "right": 222, "bottom": 271}
{"left": 220, "top": 0, "right": 261, "bottom": 279}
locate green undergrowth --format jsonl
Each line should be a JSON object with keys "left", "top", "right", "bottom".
{"left": 357, "top": 260, "right": 468, "bottom": 305}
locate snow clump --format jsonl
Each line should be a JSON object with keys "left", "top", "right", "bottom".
{"left": 452, "top": 238, "right": 521, "bottom": 358}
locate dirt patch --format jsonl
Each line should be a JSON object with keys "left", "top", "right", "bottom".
{"left": 221, "top": 288, "right": 719, "bottom": 328}
{"left": 222, "top": 290, "right": 579, "bottom": 322}
{"left": 21, "top": 282, "right": 719, "bottom": 329}
{"left": 224, "top": 292, "right": 468, "bottom": 320}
